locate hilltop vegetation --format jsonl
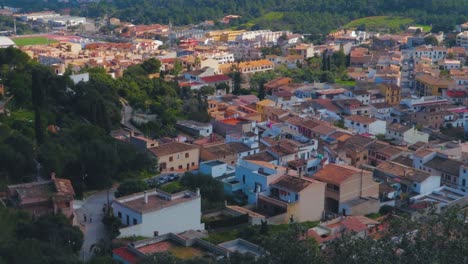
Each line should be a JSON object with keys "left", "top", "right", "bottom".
{"left": 7, "top": 0, "right": 465, "bottom": 43}
{"left": 1, "top": 1, "right": 464, "bottom": 44}
{"left": 342, "top": 16, "right": 414, "bottom": 32}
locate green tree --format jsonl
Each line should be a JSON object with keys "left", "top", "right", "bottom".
{"left": 424, "top": 35, "right": 439, "bottom": 46}
{"left": 141, "top": 58, "right": 162, "bottom": 74}
{"left": 171, "top": 59, "right": 183, "bottom": 76}
{"left": 263, "top": 223, "right": 323, "bottom": 264}
{"left": 115, "top": 179, "right": 149, "bottom": 197}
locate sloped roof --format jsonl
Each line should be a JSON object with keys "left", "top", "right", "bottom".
{"left": 149, "top": 142, "right": 198, "bottom": 157}
{"left": 313, "top": 164, "right": 363, "bottom": 185}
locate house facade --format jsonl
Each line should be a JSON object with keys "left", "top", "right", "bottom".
{"left": 149, "top": 142, "right": 200, "bottom": 172}
{"left": 313, "top": 164, "right": 379, "bottom": 215}
{"left": 112, "top": 189, "right": 204, "bottom": 238}
{"left": 344, "top": 115, "right": 386, "bottom": 135}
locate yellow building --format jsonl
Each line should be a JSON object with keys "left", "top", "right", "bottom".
{"left": 149, "top": 142, "right": 200, "bottom": 173}
{"left": 378, "top": 83, "right": 401, "bottom": 105}
{"left": 415, "top": 74, "right": 454, "bottom": 97}
{"left": 256, "top": 99, "right": 275, "bottom": 121}
{"left": 206, "top": 30, "right": 246, "bottom": 42}
{"left": 237, "top": 60, "right": 274, "bottom": 74}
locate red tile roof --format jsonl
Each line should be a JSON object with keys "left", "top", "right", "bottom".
{"left": 200, "top": 75, "right": 231, "bottom": 83}
{"left": 113, "top": 247, "right": 139, "bottom": 264}
{"left": 446, "top": 90, "right": 466, "bottom": 98}
{"left": 345, "top": 115, "right": 378, "bottom": 125}
{"left": 313, "top": 164, "right": 362, "bottom": 185}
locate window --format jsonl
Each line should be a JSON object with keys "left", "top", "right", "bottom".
{"left": 118, "top": 212, "right": 122, "bottom": 219}
{"left": 178, "top": 165, "right": 183, "bottom": 169}
{"left": 192, "top": 162, "right": 195, "bottom": 166}
{"left": 170, "top": 167, "right": 174, "bottom": 171}
{"left": 243, "top": 175, "right": 246, "bottom": 184}
{"left": 169, "top": 156, "right": 173, "bottom": 162}
{"left": 133, "top": 218, "right": 137, "bottom": 225}
{"left": 295, "top": 194, "right": 299, "bottom": 201}
{"left": 159, "top": 162, "right": 167, "bottom": 171}
{"left": 185, "top": 153, "right": 189, "bottom": 158}
{"left": 363, "top": 155, "right": 367, "bottom": 160}
{"left": 463, "top": 179, "right": 466, "bottom": 187}
{"left": 327, "top": 184, "right": 340, "bottom": 192}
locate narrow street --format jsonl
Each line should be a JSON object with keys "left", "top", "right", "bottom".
{"left": 76, "top": 188, "right": 116, "bottom": 262}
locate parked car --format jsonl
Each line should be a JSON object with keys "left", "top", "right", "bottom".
{"left": 168, "top": 174, "right": 180, "bottom": 182}
{"left": 158, "top": 176, "right": 170, "bottom": 184}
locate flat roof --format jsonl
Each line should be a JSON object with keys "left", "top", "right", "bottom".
{"left": 114, "top": 190, "right": 198, "bottom": 214}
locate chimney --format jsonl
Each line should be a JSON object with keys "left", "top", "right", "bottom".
{"left": 144, "top": 191, "right": 148, "bottom": 204}
{"left": 196, "top": 188, "right": 201, "bottom": 197}
{"left": 51, "top": 172, "right": 56, "bottom": 180}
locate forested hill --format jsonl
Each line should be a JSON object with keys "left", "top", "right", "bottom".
{"left": 6, "top": 0, "right": 468, "bottom": 40}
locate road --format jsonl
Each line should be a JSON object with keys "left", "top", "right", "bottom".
{"left": 77, "top": 188, "right": 116, "bottom": 262}
{"left": 120, "top": 98, "right": 141, "bottom": 133}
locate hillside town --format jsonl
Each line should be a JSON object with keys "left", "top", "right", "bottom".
{"left": 1, "top": 5, "right": 468, "bottom": 264}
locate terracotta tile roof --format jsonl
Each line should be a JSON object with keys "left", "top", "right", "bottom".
{"left": 310, "top": 124, "right": 336, "bottom": 136}
{"left": 244, "top": 151, "right": 276, "bottom": 162}
{"left": 113, "top": 247, "right": 139, "bottom": 264}
{"left": 343, "top": 134, "right": 375, "bottom": 149}
{"left": 54, "top": 178, "right": 75, "bottom": 196}
{"left": 200, "top": 74, "right": 231, "bottom": 83}
{"left": 345, "top": 115, "right": 378, "bottom": 125}
{"left": 424, "top": 156, "right": 463, "bottom": 176}
{"left": 149, "top": 142, "right": 199, "bottom": 157}
{"left": 328, "top": 131, "right": 352, "bottom": 140}
{"left": 137, "top": 241, "right": 173, "bottom": 255}
{"left": 416, "top": 75, "right": 453, "bottom": 87}
{"left": 387, "top": 123, "right": 411, "bottom": 133}
{"left": 271, "top": 175, "right": 323, "bottom": 193}
{"left": 376, "top": 161, "right": 431, "bottom": 183}
{"left": 313, "top": 164, "right": 364, "bottom": 185}
{"left": 414, "top": 148, "right": 434, "bottom": 158}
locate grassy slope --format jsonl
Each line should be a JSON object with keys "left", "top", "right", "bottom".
{"left": 12, "top": 37, "right": 57, "bottom": 46}
{"left": 343, "top": 16, "right": 414, "bottom": 32}
{"left": 239, "top": 11, "right": 285, "bottom": 29}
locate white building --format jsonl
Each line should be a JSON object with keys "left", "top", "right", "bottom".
{"left": 413, "top": 45, "right": 448, "bottom": 62}
{"left": 206, "top": 52, "right": 235, "bottom": 64}
{"left": 199, "top": 160, "right": 235, "bottom": 178}
{"left": 438, "top": 59, "right": 461, "bottom": 70}
{"left": 370, "top": 102, "right": 392, "bottom": 120}
{"left": 176, "top": 120, "right": 212, "bottom": 137}
{"left": 0, "top": 36, "right": 15, "bottom": 48}
{"left": 456, "top": 31, "right": 468, "bottom": 50}
{"left": 112, "top": 189, "right": 204, "bottom": 238}
{"left": 19, "top": 11, "right": 60, "bottom": 21}
{"left": 459, "top": 164, "right": 468, "bottom": 192}
{"left": 344, "top": 115, "right": 386, "bottom": 135}
{"left": 385, "top": 123, "right": 429, "bottom": 145}
{"left": 48, "top": 16, "right": 86, "bottom": 28}
{"left": 235, "top": 160, "right": 287, "bottom": 204}
{"left": 69, "top": 73, "right": 90, "bottom": 84}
